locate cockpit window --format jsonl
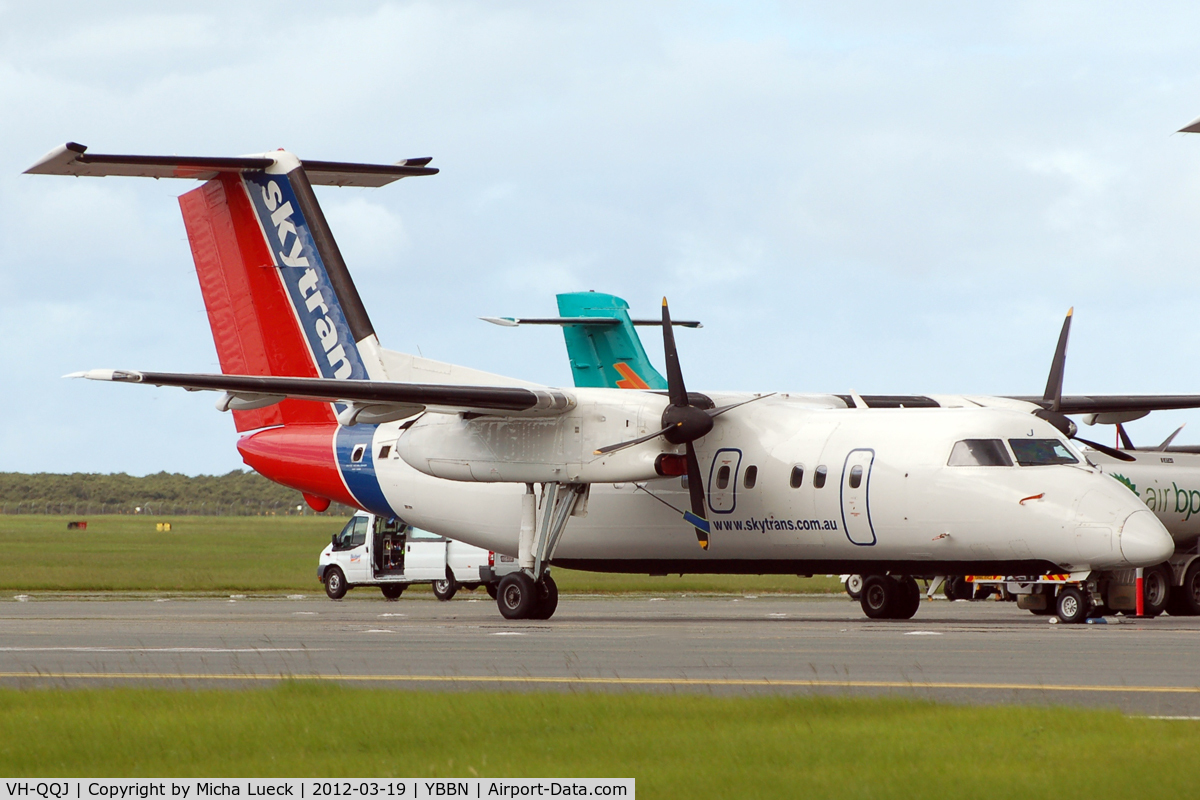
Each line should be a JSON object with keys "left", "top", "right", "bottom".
{"left": 948, "top": 439, "right": 1013, "bottom": 467}
{"left": 1008, "top": 438, "right": 1079, "bottom": 467}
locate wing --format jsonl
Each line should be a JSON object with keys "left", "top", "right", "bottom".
{"left": 68, "top": 370, "right": 574, "bottom": 425}
{"left": 1007, "top": 395, "right": 1200, "bottom": 415}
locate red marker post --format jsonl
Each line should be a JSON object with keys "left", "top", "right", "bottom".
{"left": 1136, "top": 567, "right": 1145, "bottom": 617}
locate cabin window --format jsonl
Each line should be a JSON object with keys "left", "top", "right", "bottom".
{"left": 813, "top": 465, "right": 828, "bottom": 489}
{"left": 351, "top": 444, "right": 366, "bottom": 463}
{"left": 789, "top": 465, "right": 804, "bottom": 488}
{"left": 716, "top": 465, "right": 731, "bottom": 490}
{"left": 378, "top": 445, "right": 392, "bottom": 459}
{"left": 1008, "top": 439, "right": 1078, "bottom": 467}
{"left": 743, "top": 466, "right": 758, "bottom": 489}
{"left": 848, "top": 465, "right": 863, "bottom": 489}
{"left": 948, "top": 439, "right": 1013, "bottom": 467}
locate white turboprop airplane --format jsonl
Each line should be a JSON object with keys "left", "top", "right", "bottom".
{"left": 26, "top": 142, "right": 1187, "bottom": 622}
{"left": 523, "top": 295, "right": 1200, "bottom": 617}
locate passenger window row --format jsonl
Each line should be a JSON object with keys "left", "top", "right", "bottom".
{"left": 684, "top": 462, "right": 837, "bottom": 491}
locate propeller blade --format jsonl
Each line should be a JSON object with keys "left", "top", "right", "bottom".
{"left": 682, "top": 442, "right": 710, "bottom": 549}
{"left": 661, "top": 298, "right": 689, "bottom": 408}
{"left": 1117, "top": 423, "right": 1134, "bottom": 450}
{"left": 1157, "top": 424, "right": 1186, "bottom": 451}
{"left": 1042, "top": 307, "right": 1073, "bottom": 412}
{"left": 593, "top": 424, "right": 678, "bottom": 456}
{"left": 1075, "top": 436, "right": 1136, "bottom": 462}
{"left": 707, "top": 393, "right": 776, "bottom": 419}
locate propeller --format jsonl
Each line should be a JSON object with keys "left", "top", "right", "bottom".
{"left": 594, "top": 299, "right": 763, "bottom": 550}
{"left": 1038, "top": 308, "right": 1134, "bottom": 462}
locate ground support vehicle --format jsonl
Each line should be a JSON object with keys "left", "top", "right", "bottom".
{"left": 318, "top": 512, "right": 518, "bottom": 601}
{"left": 964, "top": 557, "right": 1200, "bottom": 623}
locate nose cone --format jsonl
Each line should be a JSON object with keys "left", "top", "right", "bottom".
{"left": 1119, "top": 510, "right": 1174, "bottom": 567}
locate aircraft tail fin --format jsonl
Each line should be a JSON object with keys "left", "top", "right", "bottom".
{"left": 555, "top": 293, "right": 667, "bottom": 389}
{"left": 481, "top": 292, "right": 702, "bottom": 390}
{"left": 27, "top": 143, "right": 437, "bottom": 431}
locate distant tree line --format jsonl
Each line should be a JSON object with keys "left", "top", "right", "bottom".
{"left": 0, "top": 471, "right": 355, "bottom": 517}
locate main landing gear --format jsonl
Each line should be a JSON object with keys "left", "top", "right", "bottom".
{"left": 859, "top": 575, "right": 921, "bottom": 620}
{"left": 496, "top": 482, "right": 586, "bottom": 621}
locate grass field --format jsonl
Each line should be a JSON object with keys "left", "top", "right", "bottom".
{"left": 0, "top": 684, "right": 1194, "bottom": 793}
{"left": 0, "top": 515, "right": 842, "bottom": 595}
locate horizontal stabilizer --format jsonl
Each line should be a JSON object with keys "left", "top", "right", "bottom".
{"left": 482, "top": 316, "right": 701, "bottom": 328}
{"left": 25, "top": 143, "right": 437, "bottom": 187}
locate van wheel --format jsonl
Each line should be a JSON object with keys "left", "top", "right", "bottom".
{"left": 497, "top": 573, "right": 536, "bottom": 619}
{"left": 324, "top": 567, "right": 348, "bottom": 600}
{"left": 1055, "top": 587, "right": 1088, "bottom": 623}
{"left": 486, "top": 583, "right": 499, "bottom": 600}
{"left": 844, "top": 574, "right": 863, "bottom": 599}
{"left": 381, "top": 584, "right": 404, "bottom": 601}
{"left": 530, "top": 575, "right": 559, "bottom": 620}
{"left": 432, "top": 577, "right": 458, "bottom": 602}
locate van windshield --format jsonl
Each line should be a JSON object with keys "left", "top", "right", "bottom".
{"left": 335, "top": 516, "right": 369, "bottom": 549}
{"left": 1008, "top": 439, "right": 1079, "bottom": 467}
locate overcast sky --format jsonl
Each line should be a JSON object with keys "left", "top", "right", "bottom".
{"left": 5, "top": 1, "right": 1200, "bottom": 475}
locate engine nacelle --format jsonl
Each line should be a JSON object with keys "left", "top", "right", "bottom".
{"left": 395, "top": 394, "right": 674, "bottom": 483}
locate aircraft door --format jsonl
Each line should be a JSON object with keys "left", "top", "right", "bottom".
{"left": 708, "top": 448, "right": 742, "bottom": 513}
{"left": 840, "top": 448, "right": 877, "bottom": 546}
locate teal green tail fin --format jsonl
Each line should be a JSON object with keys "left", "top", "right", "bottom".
{"left": 557, "top": 292, "right": 667, "bottom": 389}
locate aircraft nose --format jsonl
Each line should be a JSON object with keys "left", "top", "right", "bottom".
{"left": 1119, "top": 510, "right": 1174, "bottom": 567}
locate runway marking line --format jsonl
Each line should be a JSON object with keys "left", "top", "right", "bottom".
{"left": 0, "top": 672, "right": 1198, "bottom": 694}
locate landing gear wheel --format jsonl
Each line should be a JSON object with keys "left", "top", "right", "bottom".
{"left": 530, "top": 574, "right": 559, "bottom": 620}
{"left": 380, "top": 584, "right": 404, "bottom": 601}
{"left": 486, "top": 583, "right": 499, "bottom": 600}
{"left": 944, "top": 575, "right": 973, "bottom": 601}
{"left": 893, "top": 576, "right": 921, "bottom": 620}
{"left": 497, "top": 573, "right": 537, "bottom": 619}
{"left": 844, "top": 574, "right": 864, "bottom": 600}
{"left": 1055, "top": 586, "right": 1088, "bottom": 624}
{"left": 1141, "top": 564, "right": 1171, "bottom": 617}
{"left": 860, "top": 575, "right": 896, "bottom": 620}
{"left": 324, "top": 567, "right": 347, "bottom": 601}
{"left": 432, "top": 576, "right": 459, "bottom": 602}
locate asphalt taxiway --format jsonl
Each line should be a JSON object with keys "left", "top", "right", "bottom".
{"left": 2, "top": 593, "right": 1199, "bottom": 715}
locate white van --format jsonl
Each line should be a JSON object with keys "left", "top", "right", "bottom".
{"left": 317, "top": 512, "right": 518, "bottom": 601}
